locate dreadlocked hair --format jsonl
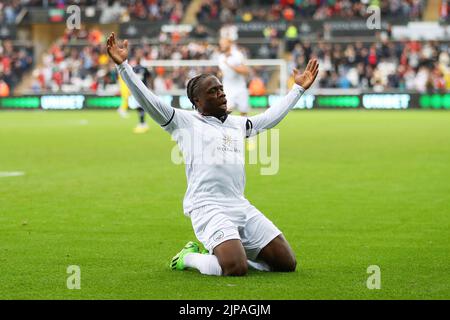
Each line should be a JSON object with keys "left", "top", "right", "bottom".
{"left": 186, "top": 74, "right": 214, "bottom": 110}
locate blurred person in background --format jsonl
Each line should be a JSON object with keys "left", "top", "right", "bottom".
{"left": 118, "top": 73, "right": 131, "bottom": 118}
{"left": 0, "top": 77, "right": 10, "bottom": 97}
{"left": 218, "top": 38, "right": 250, "bottom": 117}
{"left": 248, "top": 74, "right": 267, "bottom": 96}
{"left": 131, "top": 57, "right": 152, "bottom": 134}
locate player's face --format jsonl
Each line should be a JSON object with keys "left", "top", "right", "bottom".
{"left": 195, "top": 76, "right": 227, "bottom": 116}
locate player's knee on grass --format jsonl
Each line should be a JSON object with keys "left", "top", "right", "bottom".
{"left": 276, "top": 253, "right": 297, "bottom": 272}
{"left": 258, "top": 235, "right": 297, "bottom": 272}
{"left": 264, "top": 250, "right": 297, "bottom": 272}
{"left": 213, "top": 239, "right": 248, "bottom": 276}
{"left": 221, "top": 258, "right": 248, "bottom": 276}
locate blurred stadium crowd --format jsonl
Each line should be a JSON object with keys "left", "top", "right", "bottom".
{"left": 0, "top": 0, "right": 189, "bottom": 23}
{"left": 1, "top": 0, "right": 449, "bottom": 96}
{"left": 290, "top": 39, "right": 449, "bottom": 92}
{"left": 197, "top": 0, "right": 425, "bottom": 22}
{"left": 0, "top": 40, "right": 34, "bottom": 96}
{"left": 0, "top": 0, "right": 428, "bottom": 24}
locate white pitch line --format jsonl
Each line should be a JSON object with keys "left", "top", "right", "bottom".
{"left": 0, "top": 172, "right": 25, "bottom": 178}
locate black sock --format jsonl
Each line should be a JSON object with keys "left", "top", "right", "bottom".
{"left": 138, "top": 108, "right": 145, "bottom": 125}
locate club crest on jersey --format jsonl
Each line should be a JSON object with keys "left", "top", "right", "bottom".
{"left": 213, "top": 231, "right": 225, "bottom": 242}
{"left": 223, "top": 135, "right": 233, "bottom": 146}
{"left": 218, "top": 134, "right": 240, "bottom": 153}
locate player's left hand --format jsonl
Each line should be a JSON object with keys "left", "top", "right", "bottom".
{"left": 293, "top": 59, "right": 319, "bottom": 90}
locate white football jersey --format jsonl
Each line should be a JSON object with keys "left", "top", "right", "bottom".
{"left": 163, "top": 110, "right": 250, "bottom": 214}
{"left": 117, "top": 61, "right": 305, "bottom": 215}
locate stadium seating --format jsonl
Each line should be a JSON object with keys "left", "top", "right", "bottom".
{"left": 2, "top": 0, "right": 449, "bottom": 95}
{"left": 0, "top": 1, "right": 22, "bottom": 24}
{"left": 29, "top": 29, "right": 449, "bottom": 94}
{"left": 289, "top": 39, "right": 450, "bottom": 92}
{"left": 28, "top": 29, "right": 267, "bottom": 94}
{"left": 0, "top": 40, "right": 34, "bottom": 95}
{"left": 18, "top": 0, "right": 189, "bottom": 22}
{"left": 196, "top": 0, "right": 426, "bottom": 22}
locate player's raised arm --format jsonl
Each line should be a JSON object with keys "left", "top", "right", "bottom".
{"left": 247, "top": 59, "right": 319, "bottom": 135}
{"left": 106, "top": 32, "right": 174, "bottom": 126}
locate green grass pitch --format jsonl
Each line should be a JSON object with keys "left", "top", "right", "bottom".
{"left": 0, "top": 109, "right": 449, "bottom": 299}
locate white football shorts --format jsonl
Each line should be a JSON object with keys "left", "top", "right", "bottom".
{"left": 190, "top": 202, "right": 281, "bottom": 260}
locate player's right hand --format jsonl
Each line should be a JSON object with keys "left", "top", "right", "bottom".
{"left": 106, "top": 32, "right": 129, "bottom": 65}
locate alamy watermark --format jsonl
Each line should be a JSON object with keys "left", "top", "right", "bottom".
{"left": 170, "top": 128, "right": 280, "bottom": 176}
{"left": 66, "top": 5, "right": 81, "bottom": 30}
{"left": 366, "top": 265, "right": 381, "bottom": 290}
{"left": 66, "top": 265, "right": 81, "bottom": 290}
{"left": 366, "top": 6, "right": 381, "bottom": 30}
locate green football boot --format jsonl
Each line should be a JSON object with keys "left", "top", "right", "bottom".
{"left": 170, "top": 241, "right": 200, "bottom": 270}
